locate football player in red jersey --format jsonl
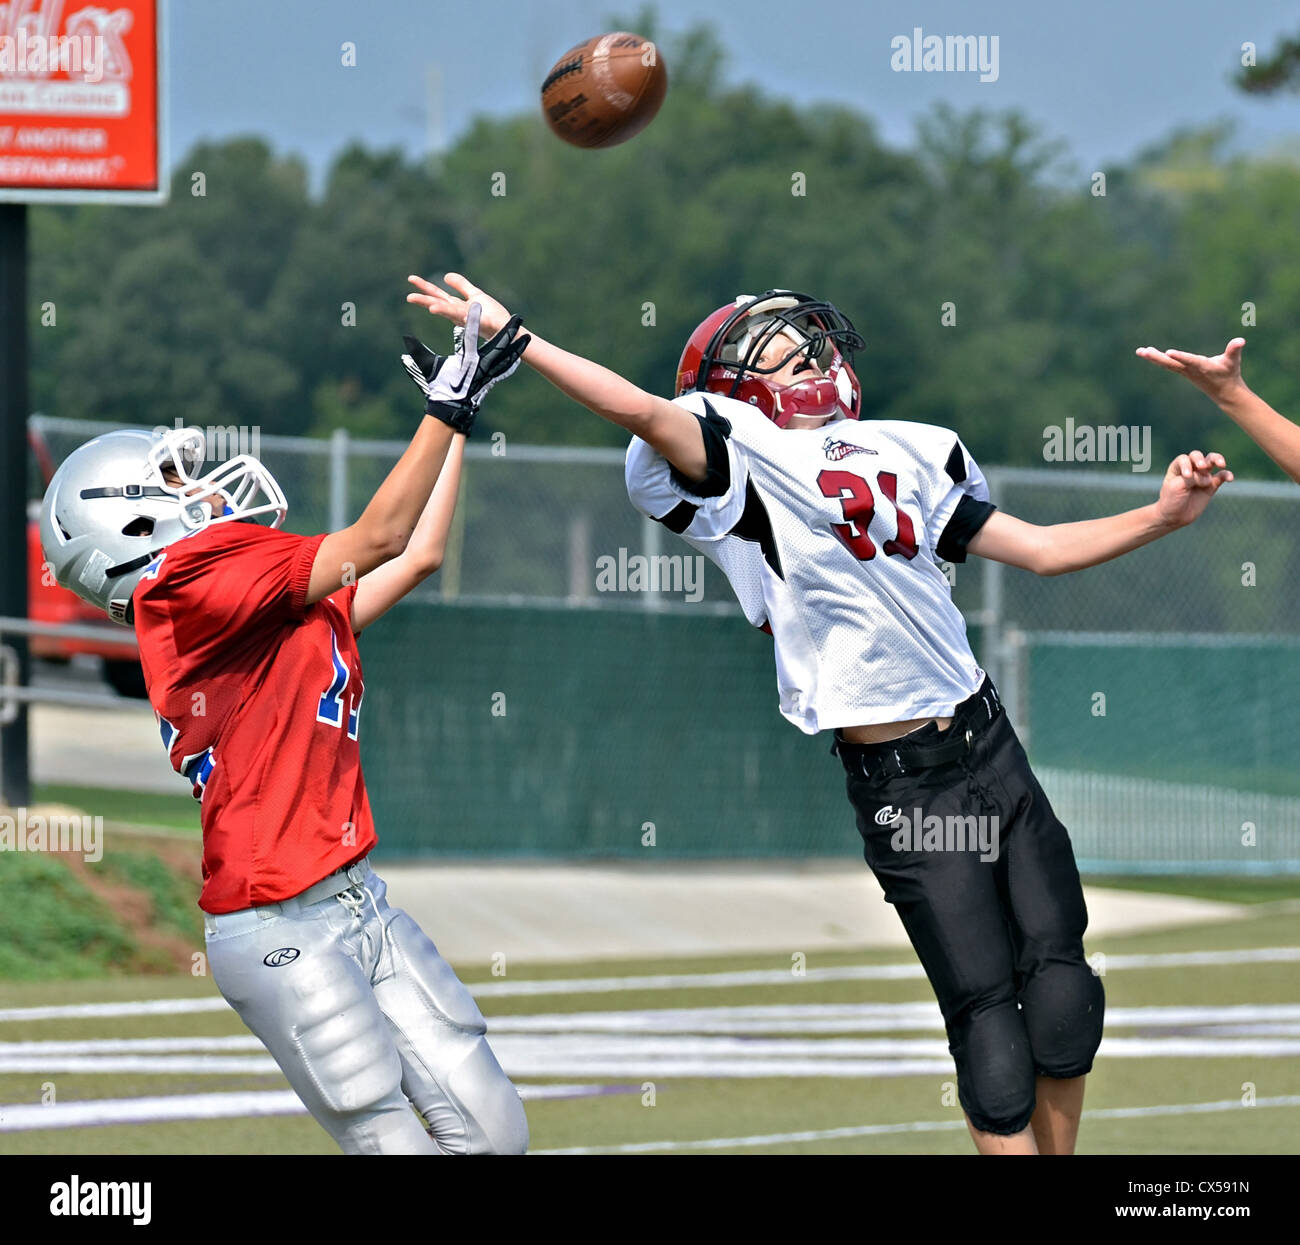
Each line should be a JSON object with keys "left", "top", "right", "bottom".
{"left": 40, "top": 305, "right": 532, "bottom": 1155}
{"left": 409, "top": 272, "right": 1231, "bottom": 1155}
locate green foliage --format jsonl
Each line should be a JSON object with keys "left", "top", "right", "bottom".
{"left": 0, "top": 852, "right": 136, "bottom": 980}
{"left": 25, "top": 15, "right": 1300, "bottom": 480}
{"left": 98, "top": 851, "right": 203, "bottom": 940}
{"left": 32, "top": 784, "right": 200, "bottom": 832}
{"left": 1236, "top": 31, "right": 1300, "bottom": 95}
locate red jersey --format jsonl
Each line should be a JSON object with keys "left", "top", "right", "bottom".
{"left": 133, "top": 523, "right": 378, "bottom": 913}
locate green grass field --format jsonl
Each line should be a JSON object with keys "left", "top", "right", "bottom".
{"left": 2, "top": 900, "right": 1296, "bottom": 1155}
{"left": 32, "top": 783, "right": 201, "bottom": 833}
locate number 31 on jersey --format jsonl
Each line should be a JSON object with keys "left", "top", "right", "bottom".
{"left": 817, "top": 469, "right": 919, "bottom": 562}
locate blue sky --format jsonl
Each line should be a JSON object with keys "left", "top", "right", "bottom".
{"left": 171, "top": 0, "right": 1298, "bottom": 181}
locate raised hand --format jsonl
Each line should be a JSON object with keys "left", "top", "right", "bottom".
{"left": 1136, "top": 338, "right": 1248, "bottom": 406}
{"left": 407, "top": 273, "right": 515, "bottom": 339}
{"left": 1154, "top": 451, "right": 1233, "bottom": 528}
{"left": 400, "top": 301, "right": 530, "bottom": 434}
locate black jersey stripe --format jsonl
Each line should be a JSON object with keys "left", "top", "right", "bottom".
{"left": 944, "top": 440, "right": 967, "bottom": 484}
{"left": 655, "top": 500, "right": 699, "bottom": 534}
{"left": 730, "top": 479, "right": 784, "bottom": 579}
{"left": 668, "top": 398, "right": 733, "bottom": 498}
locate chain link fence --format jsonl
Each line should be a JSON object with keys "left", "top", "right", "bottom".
{"left": 29, "top": 416, "right": 1300, "bottom": 871}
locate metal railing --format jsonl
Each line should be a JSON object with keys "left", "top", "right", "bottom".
{"left": 20, "top": 416, "right": 1300, "bottom": 732}
{"left": 0, "top": 617, "right": 141, "bottom": 717}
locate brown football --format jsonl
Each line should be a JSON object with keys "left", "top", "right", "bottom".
{"left": 540, "top": 31, "right": 668, "bottom": 149}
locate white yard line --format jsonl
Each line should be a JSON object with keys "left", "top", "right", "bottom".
{"left": 3, "top": 946, "right": 1296, "bottom": 1021}
{"left": 0, "top": 1084, "right": 608, "bottom": 1132}
{"left": 0, "top": 1036, "right": 264, "bottom": 1055}
{"left": 0, "top": 1050, "right": 956, "bottom": 1079}
{"left": 0, "top": 997, "right": 230, "bottom": 1023}
{"left": 488, "top": 1001, "right": 1300, "bottom": 1034}
{"left": 461, "top": 946, "right": 1300, "bottom": 996}
{"left": 5, "top": 1084, "right": 1297, "bottom": 1140}
{"left": 535, "top": 1096, "right": 1300, "bottom": 1154}
{"left": 5, "top": 1031, "right": 1294, "bottom": 1079}
{"left": 0, "top": 1054, "right": 282, "bottom": 1075}
{"left": 3, "top": 1005, "right": 1298, "bottom": 1060}
{"left": 485, "top": 1034, "right": 1300, "bottom": 1069}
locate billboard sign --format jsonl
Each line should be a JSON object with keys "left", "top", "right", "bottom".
{"left": 0, "top": 0, "right": 165, "bottom": 203}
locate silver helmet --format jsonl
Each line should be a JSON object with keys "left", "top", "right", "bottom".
{"left": 39, "top": 426, "right": 288, "bottom": 625}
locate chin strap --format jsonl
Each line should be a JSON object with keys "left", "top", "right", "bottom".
{"left": 771, "top": 376, "right": 843, "bottom": 425}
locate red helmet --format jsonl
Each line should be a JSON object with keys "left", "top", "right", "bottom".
{"left": 676, "top": 291, "right": 865, "bottom": 427}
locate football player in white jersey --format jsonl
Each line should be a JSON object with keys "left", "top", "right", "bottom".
{"left": 408, "top": 274, "right": 1231, "bottom": 1155}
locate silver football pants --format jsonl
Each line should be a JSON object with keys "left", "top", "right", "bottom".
{"left": 204, "top": 861, "right": 528, "bottom": 1155}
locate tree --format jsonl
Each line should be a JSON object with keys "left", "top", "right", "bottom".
{"left": 1236, "top": 32, "right": 1300, "bottom": 95}
{"left": 24, "top": 14, "right": 1300, "bottom": 487}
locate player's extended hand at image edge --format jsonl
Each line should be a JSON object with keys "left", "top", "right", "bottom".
{"left": 1138, "top": 337, "right": 1300, "bottom": 486}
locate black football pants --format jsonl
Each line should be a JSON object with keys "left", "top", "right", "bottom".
{"left": 836, "top": 679, "right": 1104, "bottom": 1135}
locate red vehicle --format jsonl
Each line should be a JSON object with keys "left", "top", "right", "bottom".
{"left": 27, "top": 424, "right": 146, "bottom": 698}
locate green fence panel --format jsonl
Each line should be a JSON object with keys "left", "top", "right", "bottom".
{"left": 361, "top": 603, "right": 861, "bottom": 858}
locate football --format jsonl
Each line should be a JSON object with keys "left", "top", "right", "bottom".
{"left": 540, "top": 31, "right": 668, "bottom": 149}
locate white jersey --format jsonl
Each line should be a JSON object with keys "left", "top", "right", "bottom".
{"left": 625, "top": 392, "right": 995, "bottom": 734}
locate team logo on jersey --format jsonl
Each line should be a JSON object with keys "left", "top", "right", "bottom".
{"left": 823, "top": 436, "right": 876, "bottom": 462}
{"left": 263, "top": 947, "right": 301, "bottom": 967}
{"left": 874, "top": 805, "right": 903, "bottom": 826}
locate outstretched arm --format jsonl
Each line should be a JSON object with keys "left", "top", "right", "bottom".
{"left": 407, "top": 273, "right": 709, "bottom": 483}
{"left": 307, "top": 301, "right": 527, "bottom": 605}
{"left": 349, "top": 434, "right": 466, "bottom": 632}
{"left": 969, "top": 451, "right": 1232, "bottom": 575}
{"left": 1138, "top": 338, "right": 1300, "bottom": 485}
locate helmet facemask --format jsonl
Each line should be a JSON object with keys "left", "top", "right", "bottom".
{"left": 40, "top": 427, "right": 288, "bottom": 626}
{"left": 695, "top": 293, "right": 865, "bottom": 428}
{"left": 147, "top": 428, "right": 288, "bottom": 531}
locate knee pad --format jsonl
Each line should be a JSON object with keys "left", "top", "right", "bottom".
{"left": 461, "top": 1057, "right": 530, "bottom": 1156}
{"left": 1021, "top": 958, "right": 1105, "bottom": 1078}
{"left": 378, "top": 911, "right": 525, "bottom": 1153}
{"left": 423, "top": 1038, "right": 529, "bottom": 1155}
{"left": 291, "top": 954, "right": 403, "bottom": 1117}
{"left": 386, "top": 910, "right": 488, "bottom": 1035}
{"left": 950, "top": 998, "right": 1037, "bottom": 1136}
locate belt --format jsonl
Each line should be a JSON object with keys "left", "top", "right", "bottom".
{"left": 203, "top": 857, "right": 374, "bottom": 937}
{"left": 289, "top": 856, "right": 373, "bottom": 909}
{"left": 832, "top": 677, "right": 1002, "bottom": 779}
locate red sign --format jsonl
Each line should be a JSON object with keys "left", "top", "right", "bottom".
{"left": 0, "top": 0, "right": 164, "bottom": 203}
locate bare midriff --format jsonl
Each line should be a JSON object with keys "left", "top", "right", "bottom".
{"left": 839, "top": 716, "right": 954, "bottom": 745}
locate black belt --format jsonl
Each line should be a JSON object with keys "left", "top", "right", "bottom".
{"left": 832, "top": 677, "right": 1003, "bottom": 779}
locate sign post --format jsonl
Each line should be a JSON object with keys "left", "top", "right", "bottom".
{"left": 0, "top": 0, "right": 165, "bottom": 805}
{"left": 0, "top": 200, "right": 28, "bottom": 805}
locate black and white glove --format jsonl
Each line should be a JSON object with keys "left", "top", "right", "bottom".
{"left": 401, "top": 302, "right": 530, "bottom": 434}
